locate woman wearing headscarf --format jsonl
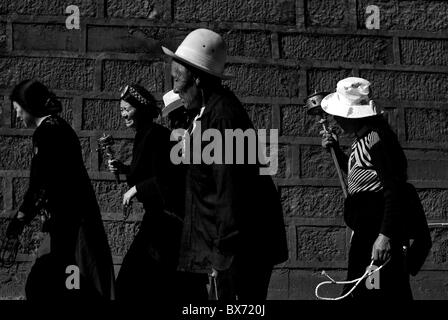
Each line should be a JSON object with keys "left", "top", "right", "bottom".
{"left": 6, "top": 79, "right": 115, "bottom": 300}
{"left": 108, "top": 84, "right": 183, "bottom": 300}
{"left": 320, "top": 77, "right": 430, "bottom": 300}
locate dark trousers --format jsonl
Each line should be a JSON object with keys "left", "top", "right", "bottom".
{"left": 176, "top": 260, "right": 273, "bottom": 301}
{"left": 343, "top": 230, "right": 413, "bottom": 300}
{"left": 213, "top": 257, "right": 273, "bottom": 301}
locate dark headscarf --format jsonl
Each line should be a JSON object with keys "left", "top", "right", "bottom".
{"left": 120, "top": 84, "right": 160, "bottom": 120}
{"left": 10, "top": 79, "right": 62, "bottom": 117}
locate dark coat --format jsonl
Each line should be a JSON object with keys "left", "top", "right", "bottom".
{"left": 115, "top": 122, "right": 183, "bottom": 300}
{"left": 177, "top": 86, "right": 288, "bottom": 274}
{"left": 343, "top": 124, "right": 430, "bottom": 299}
{"left": 20, "top": 115, "right": 115, "bottom": 300}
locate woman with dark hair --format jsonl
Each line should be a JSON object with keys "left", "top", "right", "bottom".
{"left": 6, "top": 79, "right": 115, "bottom": 300}
{"left": 108, "top": 84, "right": 183, "bottom": 300}
{"left": 320, "top": 77, "right": 429, "bottom": 300}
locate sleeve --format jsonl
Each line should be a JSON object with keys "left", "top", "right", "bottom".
{"left": 134, "top": 129, "right": 172, "bottom": 208}
{"left": 18, "top": 187, "right": 38, "bottom": 221}
{"left": 19, "top": 125, "right": 59, "bottom": 222}
{"left": 210, "top": 117, "right": 246, "bottom": 271}
{"left": 369, "top": 131, "right": 403, "bottom": 238}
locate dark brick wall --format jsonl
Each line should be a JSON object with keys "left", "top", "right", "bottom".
{"left": 0, "top": 0, "right": 448, "bottom": 300}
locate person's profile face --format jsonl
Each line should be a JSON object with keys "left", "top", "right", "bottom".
{"left": 334, "top": 116, "right": 359, "bottom": 136}
{"left": 171, "top": 61, "right": 201, "bottom": 110}
{"left": 13, "top": 101, "right": 34, "bottom": 128}
{"left": 120, "top": 100, "right": 137, "bottom": 128}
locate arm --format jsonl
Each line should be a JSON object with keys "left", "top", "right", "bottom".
{"left": 11, "top": 124, "right": 63, "bottom": 233}
{"left": 133, "top": 129, "right": 174, "bottom": 208}
{"left": 211, "top": 163, "right": 241, "bottom": 271}
{"left": 331, "top": 145, "right": 349, "bottom": 174}
{"left": 209, "top": 117, "right": 247, "bottom": 271}
{"left": 369, "top": 133, "right": 402, "bottom": 239}
{"left": 321, "top": 131, "right": 348, "bottom": 173}
{"left": 369, "top": 131, "right": 404, "bottom": 261}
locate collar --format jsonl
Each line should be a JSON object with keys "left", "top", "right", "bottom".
{"left": 198, "top": 86, "right": 227, "bottom": 118}
{"left": 36, "top": 115, "right": 52, "bottom": 128}
{"left": 355, "top": 124, "right": 373, "bottom": 140}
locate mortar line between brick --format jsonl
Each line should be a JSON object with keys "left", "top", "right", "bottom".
{"left": 3, "top": 95, "right": 11, "bottom": 128}
{"left": 347, "top": 0, "right": 358, "bottom": 30}
{"left": 6, "top": 18, "right": 12, "bottom": 52}
{"left": 397, "top": 104, "right": 406, "bottom": 143}
{"left": 272, "top": 104, "right": 281, "bottom": 131}
{"left": 293, "top": 144, "right": 301, "bottom": 178}
{"left": 168, "top": 0, "right": 174, "bottom": 23}
{"left": 73, "top": 96, "right": 83, "bottom": 131}
{"left": 271, "top": 32, "right": 280, "bottom": 59}
{"left": 285, "top": 144, "right": 293, "bottom": 179}
{"left": 4, "top": 16, "right": 448, "bottom": 39}
{"left": 296, "top": 0, "right": 305, "bottom": 29}
{"left": 393, "top": 36, "right": 402, "bottom": 65}
{"left": 81, "top": 21, "right": 88, "bottom": 54}
{"left": 300, "top": 68, "right": 308, "bottom": 100}
{"left": 4, "top": 177, "right": 13, "bottom": 211}
{"left": 90, "top": 135, "right": 99, "bottom": 172}
{"left": 4, "top": 51, "right": 448, "bottom": 74}
{"left": 97, "top": 0, "right": 106, "bottom": 19}
{"left": 94, "top": 58, "right": 103, "bottom": 91}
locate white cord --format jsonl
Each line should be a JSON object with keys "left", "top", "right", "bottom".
{"left": 315, "top": 258, "right": 390, "bottom": 300}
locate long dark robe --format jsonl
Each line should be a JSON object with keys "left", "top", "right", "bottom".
{"left": 115, "top": 122, "right": 183, "bottom": 300}
{"left": 20, "top": 115, "right": 115, "bottom": 300}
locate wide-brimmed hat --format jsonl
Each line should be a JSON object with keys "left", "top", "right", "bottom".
{"left": 162, "top": 90, "right": 183, "bottom": 117}
{"left": 162, "top": 28, "right": 232, "bottom": 80}
{"left": 321, "top": 77, "right": 383, "bottom": 119}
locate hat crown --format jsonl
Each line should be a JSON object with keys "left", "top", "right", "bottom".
{"left": 174, "top": 28, "right": 227, "bottom": 76}
{"left": 321, "top": 77, "right": 383, "bottom": 118}
{"left": 337, "top": 77, "right": 371, "bottom": 103}
{"left": 163, "top": 90, "right": 180, "bottom": 106}
{"left": 162, "top": 90, "right": 183, "bottom": 117}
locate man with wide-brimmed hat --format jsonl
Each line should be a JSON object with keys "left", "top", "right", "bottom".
{"left": 162, "top": 28, "right": 288, "bottom": 300}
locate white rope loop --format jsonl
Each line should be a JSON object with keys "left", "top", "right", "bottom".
{"left": 315, "top": 258, "right": 390, "bottom": 300}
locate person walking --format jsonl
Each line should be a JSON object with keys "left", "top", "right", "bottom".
{"left": 7, "top": 79, "right": 115, "bottom": 300}
{"left": 162, "top": 29, "right": 288, "bottom": 300}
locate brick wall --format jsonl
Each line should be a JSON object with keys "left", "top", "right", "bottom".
{"left": 1, "top": 0, "right": 448, "bottom": 300}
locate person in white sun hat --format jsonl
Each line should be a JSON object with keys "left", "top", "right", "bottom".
{"left": 162, "top": 28, "right": 288, "bottom": 300}
{"left": 321, "top": 77, "right": 430, "bottom": 300}
{"left": 162, "top": 89, "right": 195, "bottom": 130}
{"left": 162, "top": 89, "right": 183, "bottom": 118}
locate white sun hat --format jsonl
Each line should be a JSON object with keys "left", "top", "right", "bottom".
{"left": 321, "top": 77, "right": 383, "bottom": 119}
{"left": 162, "top": 28, "right": 232, "bottom": 80}
{"left": 162, "top": 90, "right": 183, "bottom": 117}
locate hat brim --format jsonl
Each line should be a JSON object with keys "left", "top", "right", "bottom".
{"left": 162, "top": 99, "right": 184, "bottom": 117}
{"left": 162, "top": 46, "right": 233, "bottom": 80}
{"left": 321, "top": 92, "right": 383, "bottom": 119}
